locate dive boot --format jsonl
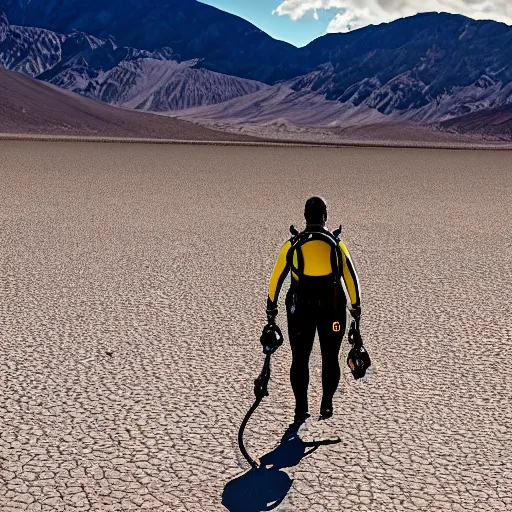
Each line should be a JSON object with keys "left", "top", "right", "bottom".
{"left": 294, "top": 410, "right": 310, "bottom": 424}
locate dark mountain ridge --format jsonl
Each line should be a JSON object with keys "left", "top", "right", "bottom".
{"left": 283, "top": 12, "right": 512, "bottom": 122}
{"left": 0, "top": 0, "right": 298, "bottom": 82}
{"left": 0, "top": 11, "right": 268, "bottom": 111}
{"left": 293, "top": 12, "right": 512, "bottom": 99}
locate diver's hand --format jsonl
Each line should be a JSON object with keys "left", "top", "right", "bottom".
{"left": 260, "top": 323, "right": 283, "bottom": 355}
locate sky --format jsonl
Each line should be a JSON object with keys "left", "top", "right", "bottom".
{"left": 199, "top": 0, "right": 512, "bottom": 47}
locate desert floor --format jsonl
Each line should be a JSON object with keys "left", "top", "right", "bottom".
{"left": 1, "top": 140, "right": 511, "bottom": 511}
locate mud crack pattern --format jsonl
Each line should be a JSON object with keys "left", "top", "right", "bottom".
{"left": 1, "top": 141, "right": 511, "bottom": 511}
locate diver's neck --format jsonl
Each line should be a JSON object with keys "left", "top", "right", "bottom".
{"left": 306, "top": 222, "right": 326, "bottom": 231}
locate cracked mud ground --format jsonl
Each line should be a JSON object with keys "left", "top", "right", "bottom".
{"left": 1, "top": 141, "right": 511, "bottom": 511}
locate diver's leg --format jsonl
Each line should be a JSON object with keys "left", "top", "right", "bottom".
{"left": 286, "top": 292, "right": 316, "bottom": 420}
{"left": 317, "top": 303, "right": 345, "bottom": 418}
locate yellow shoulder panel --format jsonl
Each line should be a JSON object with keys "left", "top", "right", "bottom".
{"left": 268, "top": 240, "right": 292, "bottom": 303}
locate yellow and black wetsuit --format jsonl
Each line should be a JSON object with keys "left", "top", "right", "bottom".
{"left": 266, "top": 224, "right": 361, "bottom": 416}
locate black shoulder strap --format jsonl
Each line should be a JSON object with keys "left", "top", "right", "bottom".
{"left": 331, "top": 225, "right": 343, "bottom": 279}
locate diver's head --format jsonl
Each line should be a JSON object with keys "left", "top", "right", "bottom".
{"left": 304, "top": 196, "right": 327, "bottom": 226}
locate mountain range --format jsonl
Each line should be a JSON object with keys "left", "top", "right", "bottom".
{"left": 1, "top": 1, "right": 512, "bottom": 139}
{"left": 0, "top": 11, "right": 268, "bottom": 111}
{"left": 0, "top": 65, "right": 258, "bottom": 141}
{"left": 0, "top": 0, "right": 298, "bottom": 82}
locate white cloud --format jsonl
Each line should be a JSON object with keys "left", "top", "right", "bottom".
{"left": 273, "top": 0, "right": 512, "bottom": 33}
{"left": 273, "top": 0, "right": 346, "bottom": 21}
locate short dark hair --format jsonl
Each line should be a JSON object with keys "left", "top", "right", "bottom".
{"left": 304, "top": 196, "right": 327, "bottom": 224}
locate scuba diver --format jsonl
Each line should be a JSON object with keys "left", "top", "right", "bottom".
{"left": 264, "top": 196, "right": 364, "bottom": 423}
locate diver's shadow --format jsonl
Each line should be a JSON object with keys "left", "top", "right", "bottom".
{"left": 222, "top": 422, "right": 341, "bottom": 512}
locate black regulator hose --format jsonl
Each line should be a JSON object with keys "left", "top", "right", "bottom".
{"left": 238, "top": 354, "right": 272, "bottom": 469}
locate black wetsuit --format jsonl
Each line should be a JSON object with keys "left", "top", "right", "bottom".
{"left": 267, "top": 225, "right": 361, "bottom": 415}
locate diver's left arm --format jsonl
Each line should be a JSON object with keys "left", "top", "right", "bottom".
{"left": 338, "top": 241, "right": 361, "bottom": 321}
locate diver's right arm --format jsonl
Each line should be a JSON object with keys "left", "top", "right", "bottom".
{"left": 266, "top": 240, "right": 292, "bottom": 322}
